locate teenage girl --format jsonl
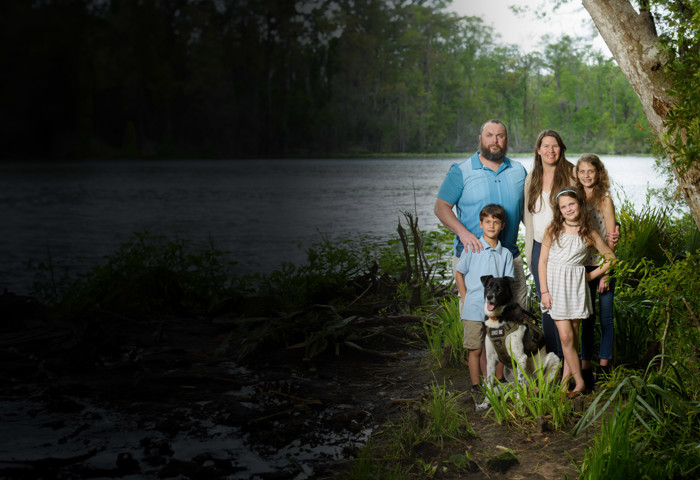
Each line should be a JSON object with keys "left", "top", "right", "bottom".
{"left": 538, "top": 187, "right": 616, "bottom": 397}
{"left": 576, "top": 154, "right": 618, "bottom": 386}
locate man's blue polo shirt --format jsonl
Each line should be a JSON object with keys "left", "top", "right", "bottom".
{"left": 437, "top": 152, "right": 526, "bottom": 257}
{"left": 455, "top": 237, "right": 514, "bottom": 322}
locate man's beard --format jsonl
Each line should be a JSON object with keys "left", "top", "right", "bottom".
{"left": 480, "top": 141, "right": 507, "bottom": 162}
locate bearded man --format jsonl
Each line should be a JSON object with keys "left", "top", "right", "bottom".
{"left": 434, "top": 119, "right": 528, "bottom": 309}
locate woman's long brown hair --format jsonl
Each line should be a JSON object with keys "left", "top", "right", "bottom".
{"left": 544, "top": 187, "right": 596, "bottom": 247}
{"left": 527, "top": 130, "right": 576, "bottom": 214}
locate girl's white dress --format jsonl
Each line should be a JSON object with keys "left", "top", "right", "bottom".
{"left": 543, "top": 233, "right": 592, "bottom": 320}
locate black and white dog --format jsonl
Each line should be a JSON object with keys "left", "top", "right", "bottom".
{"left": 481, "top": 275, "right": 560, "bottom": 390}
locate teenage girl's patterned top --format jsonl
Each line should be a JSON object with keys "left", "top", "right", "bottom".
{"left": 584, "top": 193, "right": 609, "bottom": 266}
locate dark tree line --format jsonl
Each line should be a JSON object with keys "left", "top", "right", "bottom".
{"left": 0, "top": 0, "right": 650, "bottom": 159}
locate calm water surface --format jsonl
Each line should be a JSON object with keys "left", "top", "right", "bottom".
{"left": 0, "top": 156, "right": 662, "bottom": 294}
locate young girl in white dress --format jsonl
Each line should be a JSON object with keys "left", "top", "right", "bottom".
{"left": 538, "top": 187, "right": 616, "bottom": 397}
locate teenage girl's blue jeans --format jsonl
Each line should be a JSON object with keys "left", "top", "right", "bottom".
{"left": 581, "top": 265, "right": 615, "bottom": 362}
{"left": 531, "top": 241, "right": 563, "bottom": 359}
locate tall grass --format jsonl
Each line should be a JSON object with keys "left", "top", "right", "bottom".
{"left": 612, "top": 294, "right": 656, "bottom": 366}
{"left": 345, "top": 382, "right": 476, "bottom": 478}
{"left": 387, "top": 383, "right": 475, "bottom": 455}
{"left": 575, "top": 356, "right": 700, "bottom": 479}
{"left": 576, "top": 200, "right": 700, "bottom": 477}
{"left": 482, "top": 359, "right": 572, "bottom": 431}
{"left": 612, "top": 202, "right": 700, "bottom": 367}
{"left": 422, "top": 295, "right": 466, "bottom": 367}
{"left": 577, "top": 398, "right": 647, "bottom": 479}
{"left": 615, "top": 202, "right": 670, "bottom": 269}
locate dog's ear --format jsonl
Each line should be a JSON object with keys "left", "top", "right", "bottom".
{"left": 505, "top": 276, "right": 515, "bottom": 285}
{"left": 481, "top": 275, "right": 493, "bottom": 287}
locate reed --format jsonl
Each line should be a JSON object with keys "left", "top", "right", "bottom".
{"left": 422, "top": 295, "right": 466, "bottom": 367}
{"left": 482, "top": 358, "right": 572, "bottom": 430}
{"left": 345, "top": 382, "right": 476, "bottom": 478}
{"left": 575, "top": 356, "right": 700, "bottom": 479}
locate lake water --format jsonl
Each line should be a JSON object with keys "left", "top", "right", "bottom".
{"left": 0, "top": 156, "right": 663, "bottom": 295}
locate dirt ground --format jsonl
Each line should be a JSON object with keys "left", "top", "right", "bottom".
{"left": 0, "top": 292, "right": 589, "bottom": 479}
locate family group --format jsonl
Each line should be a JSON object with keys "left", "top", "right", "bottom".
{"left": 434, "top": 119, "right": 618, "bottom": 407}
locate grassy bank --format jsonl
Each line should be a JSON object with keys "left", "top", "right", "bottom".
{"left": 25, "top": 200, "right": 700, "bottom": 478}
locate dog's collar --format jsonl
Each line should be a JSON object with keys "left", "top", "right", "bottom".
{"left": 487, "top": 319, "right": 515, "bottom": 329}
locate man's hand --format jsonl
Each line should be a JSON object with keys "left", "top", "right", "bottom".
{"left": 459, "top": 231, "right": 483, "bottom": 253}
{"left": 434, "top": 198, "right": 482, "bottom": 253}
{"left": 598, "top": 275, "right": 611, "bottom": 293}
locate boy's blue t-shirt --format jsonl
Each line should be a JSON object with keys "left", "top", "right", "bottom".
{"left": 456, "top": 236, "right": 514, "bottom": 322}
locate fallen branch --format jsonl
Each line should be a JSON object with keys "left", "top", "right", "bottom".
{"left": 343, "top": 340, "right": 400, "bottom": 358}
{"left": 681, "top": 297, "right": 700, "bottom": 334}
{"left": 346, "top": 283, "right": 373, "bottom": 308}
{"left": 378, "top": 330, "right": 422, "bottom": 348}
{"left": 660, "top": 297, "right": 671, "bottom": 372}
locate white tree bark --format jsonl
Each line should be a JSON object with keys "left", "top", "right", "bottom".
{"left": 583, "top": 0, "right": 700, "bottom": 228}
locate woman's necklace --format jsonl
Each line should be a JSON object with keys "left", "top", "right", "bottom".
{"left": 565, "top": 221, "right": 579, "bottom": 227}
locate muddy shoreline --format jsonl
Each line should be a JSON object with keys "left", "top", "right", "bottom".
{"left": 1, "top": 292, "right": 587, "bottom": 479}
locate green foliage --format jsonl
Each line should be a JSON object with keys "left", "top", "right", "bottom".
{"left": 257, "top": 238, "right": 372, "bottom": 312}
{"left": 615, "top": 200, "right": 670, "bottom": 268}
{"left": 31, "top": 232, "right": 241, "bottom": 314}
{"left": 517, "top": 233, "right": 540, "bottom": 309}
{"left": 655, "top": 0, "right": 700, "bottom": 176}
{"left": 618, "top": 253, "right": 700, "bottom": 364}
{"left": 377, "top": 223, "right": 453, "bottom": 284}
{"left": 577, "top": 397, "right": 649, "bottom": 479}
{"left": 343, "top": 441, "right": 410, "bottom": 480}
{"left": 347, "top": 382, "right": 476, "bottom": 478}
{"left": 575, "top": 357, "right": 700, "bottom": 479}
{"left": 611, "top": 198, "right": 700, "bottom": 366}
{"left": 422, "top": 295, "right": 466, "bottom": 367}
{"left": 235, "top": 305, "right": 376, "bottom": 362}
{"left": 612, "top": 294, "right": 656, "bottom": 366}
{"left": 483, "top": 359, "right": 573, "bottom": 431}
{"left": 420, "top": 383, "right": 477, "bottom": 448}
{"left": 2, "top": 0, "right": 650, "bottom": 158}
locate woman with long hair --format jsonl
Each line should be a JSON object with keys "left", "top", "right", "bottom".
{"left": 523, "top": 130, "right": 576, "bottom": 359}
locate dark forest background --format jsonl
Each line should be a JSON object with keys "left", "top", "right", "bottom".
{"left": 1, "top": 0, "right": 651, "bottom": 159}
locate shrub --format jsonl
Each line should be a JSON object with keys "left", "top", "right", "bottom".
{"left": 32, "top": 231, "right": 242, "bottom": 314}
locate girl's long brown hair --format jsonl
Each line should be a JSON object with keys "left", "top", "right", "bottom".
{"left": 575, "top": 154, "right": 613, "bottom": 211}
{"left": 544, "top": 187, "right": 596, "bottom": 247}
{"left": 527, "top": 130, "right": 576, "bottom": 214}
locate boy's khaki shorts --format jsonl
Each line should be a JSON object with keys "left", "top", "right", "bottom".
{"left": 462, "top": 319, "right": 485, "bottom": 350}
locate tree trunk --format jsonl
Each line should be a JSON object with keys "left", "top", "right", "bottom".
{"left": 583, "top": 0, "right": 700, "bottom": 229}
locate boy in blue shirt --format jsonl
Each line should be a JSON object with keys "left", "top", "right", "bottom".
{"left": 455, "top": 204, "right": 514, "bottom": 410}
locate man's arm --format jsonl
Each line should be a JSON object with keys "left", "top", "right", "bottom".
{"left": 434, "top": 198, "right": 483, "bottom": 253}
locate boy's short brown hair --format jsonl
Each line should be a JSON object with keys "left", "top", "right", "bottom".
{"left": 479, "top": 204, "right": 506, "bottom": 222}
